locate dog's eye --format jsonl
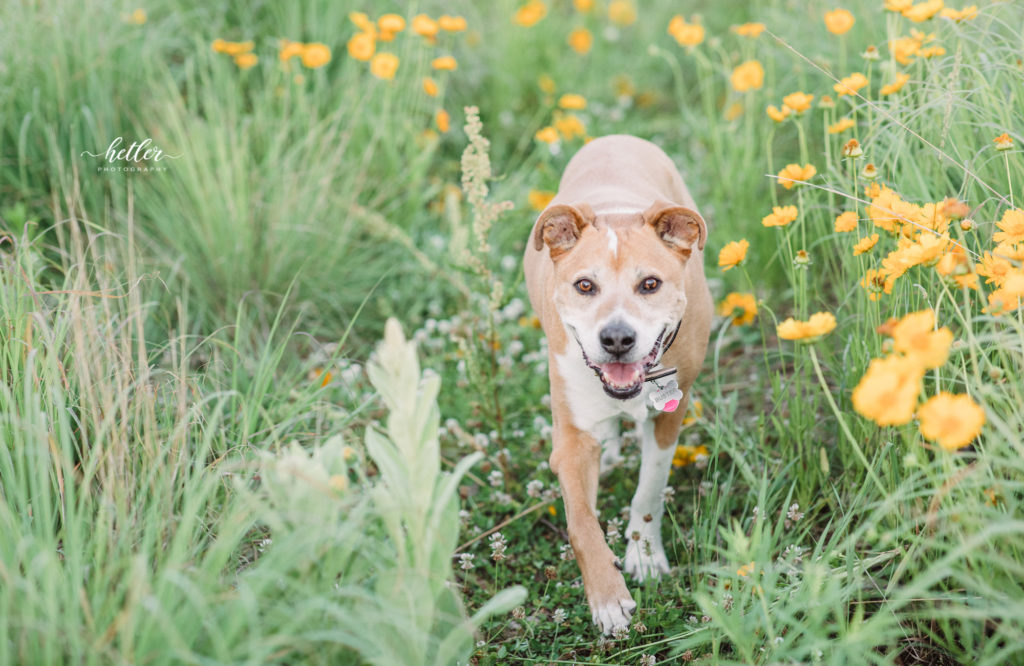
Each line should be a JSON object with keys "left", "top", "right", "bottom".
{"left": 639, "top": 277, "right": 661, "bottom": 294}
{"left": 574, "top": 278, "right": 596, "bottom": 294}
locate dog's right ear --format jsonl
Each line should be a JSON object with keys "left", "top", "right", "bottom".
{"left": 532, "top": 203, "right": 594, "bottom": 260}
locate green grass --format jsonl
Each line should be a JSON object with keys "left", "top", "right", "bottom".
{"left": 2, "top": 0, "right": 1024, "bottom": 663}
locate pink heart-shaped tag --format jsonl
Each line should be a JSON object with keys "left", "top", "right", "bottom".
{"left": 663, "top": 399, "right": 679, "bottom": 412}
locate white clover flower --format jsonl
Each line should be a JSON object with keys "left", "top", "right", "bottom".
{"left": 489, "top": 532, "right": 508, "bottom": 561}
{"left": 526, "top": 479, "right": 544, "bottom": 498}
{"left": 458, "top": 553, "right": 475, "bottom": 570}
{"left": 552, "top": 608, "right": 567, "bottom": 624}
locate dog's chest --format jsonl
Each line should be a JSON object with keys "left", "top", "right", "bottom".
{"left": 554, "top": 348, "right": 661, "bottom": 433}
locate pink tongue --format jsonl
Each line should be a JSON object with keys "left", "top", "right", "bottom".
{"left": 601, "top": 362, "right": 643, "bottom": 385}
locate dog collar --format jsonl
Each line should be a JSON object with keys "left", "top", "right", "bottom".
{"left": 643, "top": 319, "right": 682, "bottom": 384}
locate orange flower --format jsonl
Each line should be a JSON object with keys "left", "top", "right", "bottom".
{"left": 731, "top": 60, "right": 765, "bottom": 92}
{"left": 853, "top": 233, "right": 880, "bottom": 255}
{"left": 891, "top": 309, "right": 953, "bottom": 369}
{"left": 369, "top": 52, "right": 399, "bottom": 80}
{"left": 574, "top": 0, "right": 594, "bottom": 11}
{"left": 762, "top": 205, "right": 799, "bottom": 227}
{"left": 880, "top": 72, "right": 911, "bottom": 95}
{"left": 903, "top": 0, "right": 945, "bottom": 22}
{"left": 852, "top": 355, "right": 924, "bottom": 426}
{"left": 515, "top": 0, "right": 547, "bottom": 27}
{"left": 535, "top": 126, "right": 559, "bottom": 144}
{"left": 777, "top": 312, "right": 837, "bottom": 341}
{"left": 834, "top": 72, "right": 868, "bottom": 96}
{"left": 568, "top": 27, "right": 593, "bottom": 54}
{"left": 777, "top": 163, "right": 817, "bottom": 189}
{"left": 607, "top": 0, "right": 637, "bottom": 25}
{"left": 717, "top": 292, "right": 757, "bottom": 326}
{"left": 279, "top": 39, "right": 305, "bottom": 61}
{"left": 438, "top": 15, "right": 468, "bottom": 31}
{"left": 885, "top": 0, "right": 914, "bottom": 11}
{"left": 422, "top": 77, "right": 439, "bottom": 97}
{"left": 301, "top": 42, "right": 332, "bottom": 69}
{"left": 528, "top": 189, "right": 555, "bottom": 211}
{"left": 782, "top": 91, "right": 814, "bottom": 114}
{"left": 889, "top": 36, "right": 920, "bottom": 65}
{"left": 829, "top": 117, "right": 856, "bottom": 134}
{"left": 860, "top": 268, "right": 895, "bottom": 300}
{"left": 766, "top": 105, "right": 790, "bottom": 123}
{"left": 918, "top": 393, "right": 985, "bottom": 450}
{"left": 558, "top": 93, "right": 587, "bottom": 110}
{"left": 412, "top": 14, "right": 440, "bottom": 40}
{"left": 718, "top": 239, "right": 750, "bottom": 271}
{"left": 940, "top": 5, "right": 979, "bottom": 22}
{"left": 347, "top": 32, "right": 375, "bottom": 61}
{"left": 824, "top": 8, "right": 855, "bottom": 34}
{"left": 668, "top": 15, "right": 705, "bottom": 47}
{"left": 835, "top": 211, "right": 859, "bottom": 232}
{"left": 378, "top": 13, "right": 406, "bottom": 36}
{"left": 994, "top": 133, "right": 1014, "bottom": 151}
{"left": 993, "top": 209, "right": 1024, "bottom": 245}
{"left": 732, "top": 22, "right": 766, "bottom": 38}
{"left": 349, "top": 12, "right": 376, "bottom": 35}
{"left": 554, "top": 112, "right": 586, "bottom": 140}
{"left": 432, "top": 55, "right": 458, "bottom": 71}
{"left": 435, "top": 109, "right": 450, "bottom": 133}
{"left": 234, "top": 52, "right": 258, "bottom": 69}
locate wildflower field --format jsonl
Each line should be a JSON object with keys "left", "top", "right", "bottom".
{"left": 2, "top": 0, "right": 1023, "bottom": 663}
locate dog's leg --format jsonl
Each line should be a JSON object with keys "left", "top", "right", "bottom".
{"left": 551, "top": 422, "right": 636, "bottom": 634}
{"left": 597, "top": 419, "right": 624, "bottom": 476}
{"left": 622, "top": 397, "right": 687, "bottom": 581}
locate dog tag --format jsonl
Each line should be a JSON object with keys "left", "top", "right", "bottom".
{"left": 649, "top": 377, "right": 683, "bottom": 412}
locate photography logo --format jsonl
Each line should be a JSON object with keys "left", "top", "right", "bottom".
{"left": 80, "top": 137, "right": 181, "bottom": 172}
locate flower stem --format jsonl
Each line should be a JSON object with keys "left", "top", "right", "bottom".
{"left": 808, "top": 346, "right": 887, "bottom": 495}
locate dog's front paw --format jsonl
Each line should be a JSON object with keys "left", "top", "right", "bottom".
{"left": 623, "top": 537, "right": 670, "bottom": 582}
{"left": 590, "top": 595, "right": 637, "bottom": 635}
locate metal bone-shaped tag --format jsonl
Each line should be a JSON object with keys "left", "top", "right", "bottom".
{"left": 649, "top": 377, "right": 683, "bottom": 412}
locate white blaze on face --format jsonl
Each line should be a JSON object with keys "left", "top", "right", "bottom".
{"left": 606, "top": 229, "right": 618, "bottom": 258}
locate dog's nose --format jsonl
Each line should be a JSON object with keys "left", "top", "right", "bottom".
{"left": 599, "top": 323, "right": 636, "bottom": 356}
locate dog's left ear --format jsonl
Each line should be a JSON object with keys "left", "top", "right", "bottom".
{"left": 643, "top": 200, "right": 707, "bottom": 259}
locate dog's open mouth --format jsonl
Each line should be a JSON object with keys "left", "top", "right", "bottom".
{"left": 582, "top": 331, "right": 665, "bottom": 400}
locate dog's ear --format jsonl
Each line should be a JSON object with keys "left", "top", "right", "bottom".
{"left": 533, "top": 203, "right": 595, "bottom": 260}
{"left": 643, "top": 200, "right": 707, "bottom": 259}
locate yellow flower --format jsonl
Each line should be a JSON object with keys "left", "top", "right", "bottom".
{"left": 853, "top": 233, "right": 880, "bottom": 255}
{"left": 994, "top": 133, "right": 1014, "bottom": 151}
{"left": 435, "top": 109, "right": 450, "bottom": 133}
{"left": 880, "top": 72, "right": 911, "bottom": 96}
{"left": 378, "top": 13, "right": 406, "bottom": 36}
{"left": 718, "top": 239, "right": 750, "bottom": 271}
{"left": 918, "top": 45, "right": 946, "bottom": 58}
{"left": 852, "top": 355, "right": 924, "bottom": 425}
{"left": 903, "top": 0, "right": 945, "bottom": 22}
{"left": 766, "top": 105, "right": 791, "bottom": 122}
{"left": 891, "top": 310, "right": 952, "bottom": 369}
{"left": 777, "top": 312, "right": 837, "bottom": 341}
{"left": 412, "top": 14, "right": 440, "bottom": 41}
{"left": 918, "top": 393, "right": 985, "bottom": 450}
{"left": 528, "top": 189, "right": 555, "bottom": 211}
{"left": 558, "top": 93, "right": 587, "bottom": 110}
{"left": 668, "top": 16, "right": 705, "bottom": 47}
{"left": 829, "top": 117, "right": 856, "bottom": 134}
{"left": 834, "top": 72, "right": 868, "bottom": 96}
{"left": 213, "top": 40, "right": 254, "bottom": 56}
{"left": 514, "top": 0, "right": 547, "bottom": 27}
{"left": 732, "top": 22, "right": 766, "bottom": 38}
{"left": 777, "top": 163, "right": 817, "bottom": 189}
{"left": 538, "top": 74, "right": 556, "bottom": 94}
{"left": 835, "top": 211, "right": 859, "bottom": 232}
{"left": 349, "top": 11, "right": 376, "bottom": 35}
{"left": 683, "top": 399, "right": 703, "bottom": 425}
{"left": 234, "top": 52, "right": 258, "bottom": 69}
{"left": 889, "top": 36, "right": 921, "bottom": 65}
{"left": 717, "top": 292, "right": 758, "bottom": 326}
{"left": 987, "top": 271, "right": 1024, "bottom": 313}
{"left": 438, "top": 15, "right": 468, "bottom": 32}
{"left": 940, "top": 5, "right": 979, "bottom": 21}
{"left": 824, "top": 8, "right": 855, "bottom": 35}
{"left": 369, "top": 52, "right": 399, "bottom": 80}
{"left": 347, "top": 32, "right": 375, "bottom": 61}
{"left": 568, "top": 27, "right": 593, "bottom": 54}
{"left": 737, "top": 562, "right": 756, "bottom": 577}
{"left": 993, "top": 209, "right": 1024, "bottom": 245}
{"left": 422, "top": 77, "right": 439, "bottom": 97}
{"left": 673, "top": 444, "right": 709, "bottom": 468}
{"left": 976, "top": 251, "right": 1013, "bottom": 286}
{"left": 554, "top": 112, "right": 586, "bottom": 140}
{"left": 782, "top": 91, "right": 814, "bottom": 114}
{"left": 861, "top": 268, "right": 895, "bottom": 300}
{"left": 885, "top": 0, "right": 914, "bottom": 11}
{"left": 535, "top": 126, "right": 559, "bottom": 144}
{"left": 431, "top": 55, "right": 458, "bottom": 71}
{"left": 574, "top": 0, "right": 594, "bottom": 11}
{"left": 280, "top": 39, "right": 305, "bottom": 61}
{"left": 731, "top": 60, "right": 765, "bottom": 92}
{"left": 129, "top": 8, "right": 147, "bottom": 24}
{"left": 301, "top": 42, "right": 332, "bottom": 69}
{"left": 762, "top": 205, "right": 799, "bottom": 227}
{"left": 608, "top": 0, "right": 636, "bottom": 25}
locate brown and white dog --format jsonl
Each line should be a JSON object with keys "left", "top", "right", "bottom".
{"left": 523, "top": 135, "right": 712, "bottom": 633}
